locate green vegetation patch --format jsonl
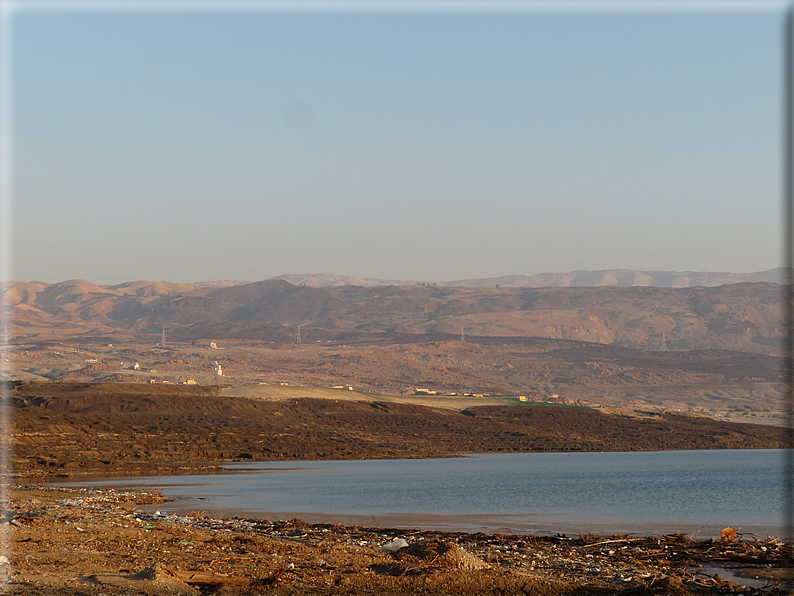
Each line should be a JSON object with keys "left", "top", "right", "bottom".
{"left": 500, "top": 398, "right": 596, "bottom": 410}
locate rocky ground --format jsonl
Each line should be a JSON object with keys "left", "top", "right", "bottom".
{"left": 5, "top": 381, "right": 792, "bottom": 594}
{"left": 8, "top": 382, "right": 784, "bottom": 477}
{"left": 4, "top": 485, "right": 793, "bottom": 595}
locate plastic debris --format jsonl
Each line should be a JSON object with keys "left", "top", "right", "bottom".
{"left": 14, "top": 483, "right": 790, "bottom": 593}
{"left": 381, "top": 538, "right": 409, "bottom": 553}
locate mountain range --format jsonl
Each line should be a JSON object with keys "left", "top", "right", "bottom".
{"left": 266, "top": 268, "right": 783, "bottom": 289}
{"left": 2, "top": 271, "right": 784, "bottom": 355}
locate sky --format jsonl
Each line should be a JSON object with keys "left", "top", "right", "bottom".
{"left": 2, "top": 1, "right": 787, "bottom": 284}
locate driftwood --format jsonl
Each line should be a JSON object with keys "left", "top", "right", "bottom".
{"left": 168, "top": 568, "right": 251, "bottom": 586}
{"left": 131, "top": 562, "right": 284, "bottom": 588}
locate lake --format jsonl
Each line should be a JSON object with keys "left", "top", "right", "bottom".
{"left": 56, "top": 449, "right": 787, "bottom": 539}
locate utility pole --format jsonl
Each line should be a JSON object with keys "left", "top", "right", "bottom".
{"left": 461, "top": 326, "right": 465, "bottom": 342}
{"left": 661, "top": 332, "right": 667, "bottom": 351}
{"left": 297, "top": 324, "right": 301, "bottom": 345}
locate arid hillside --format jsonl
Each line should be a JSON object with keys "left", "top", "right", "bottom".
{"left": 9, "top": 382, "right": 784, "bottom": 477}
{"left": 2, "top": 279, "right": 784, "bottom": 354}
{"left": 4, "top": 334, "right": 782, "bottom": 424}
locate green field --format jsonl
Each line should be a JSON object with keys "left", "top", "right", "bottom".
{"left": 499, "top": 398, "right": 596, "bottom": 410}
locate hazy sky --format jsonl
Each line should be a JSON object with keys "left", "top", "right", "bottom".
{"left": 4, "top": 1, "right": 786, "bottom": 284}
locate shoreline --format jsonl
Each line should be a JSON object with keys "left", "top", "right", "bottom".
{"left": 41, "top": 482, "right": 789, "bottom": 542}
{"left": 43, "top": 449, "right": 787, "bottom": 542}
{"left": 124, "top": 507, "right": 788, "bottom": 543}
{"left": 19, "top": 443, "right": 785, "bottom": 480}
{"left": 5, "top": 484, "right": 793, "bottom": 595}
{"left": 11, "top": 383, "right": 785, "bottom": 480}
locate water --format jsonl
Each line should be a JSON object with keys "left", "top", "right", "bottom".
{"left": 56, "top": 449, "right": 786, "bottom": 538}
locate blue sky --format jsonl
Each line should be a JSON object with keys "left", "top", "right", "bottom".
{"left": 4, "top": 2, "right": 786, "bottom": 283}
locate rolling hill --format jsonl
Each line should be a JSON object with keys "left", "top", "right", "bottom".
{"left": 1, "top": 277, "right": 784, "bottom": 355}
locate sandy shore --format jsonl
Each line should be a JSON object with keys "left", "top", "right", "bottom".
{"left": 3, "top": 484, "right": 792, "bottom": 595}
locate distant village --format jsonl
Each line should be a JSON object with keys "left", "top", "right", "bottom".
{"left": 8, "top": 334, "right": 584, "bottom": 405}
{"left": 1, "top": 331, "right": 781, "bottom": 426}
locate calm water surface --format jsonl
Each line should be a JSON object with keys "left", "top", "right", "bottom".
{"left": 57, "top": 450, "right": 786, "bottom": 538}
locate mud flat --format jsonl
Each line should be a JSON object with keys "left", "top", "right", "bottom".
{"left": 5, "top": 484, "right": 793, "bottom": 595}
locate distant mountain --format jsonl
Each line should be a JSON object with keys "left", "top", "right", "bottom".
{"left": 268, "top": 273, "right": 403, "bottom": 288}
{"left": 192, "top": 280, "right": 251, "bottom": 288}
{"left": 2, "top": 277, "right": 784, "bottom": 355}
{"left": 269, "top": 268, "right": 783, "bottom": 289}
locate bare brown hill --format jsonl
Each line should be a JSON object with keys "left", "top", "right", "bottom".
{"left": 3, "top": 278, "right": 784, "bottom": 354}
{"left": 10, "top": 382, "right": 784, "bottom": 476}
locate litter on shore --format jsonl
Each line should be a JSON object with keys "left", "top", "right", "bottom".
{"left": 3, "top": 484, "right": 792, "bottom": 595}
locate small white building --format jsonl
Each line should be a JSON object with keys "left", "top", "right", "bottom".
{"left": 414, "top": 388, "right": 439, "bottom": 395}
{"left": 213, "top": 361, "right": 223, "bottom": 377}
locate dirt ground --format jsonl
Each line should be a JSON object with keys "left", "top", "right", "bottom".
{"left": 219, "top": 384, "right": 510, "bottom": 410}
{"left": 6, "top": 333, "right": 785, "bottom": 425}
{"left": 9, "top": 382, "right": 784, "bottom": 478}
{"left": 5, "top": 381, "right": 793, "bottom": 594}
{"left": 3, "top": 485, "right": 792, "bottom": 595}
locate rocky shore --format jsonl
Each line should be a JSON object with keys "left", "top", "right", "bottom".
{"left": 4, "top": 484, "right": 792, "bottom": 595}
{"left": 10, "top": 382, "right": 784, "bottom": 478}
{"left": 6, "top": 382, "right": 793, "bottom": 594}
